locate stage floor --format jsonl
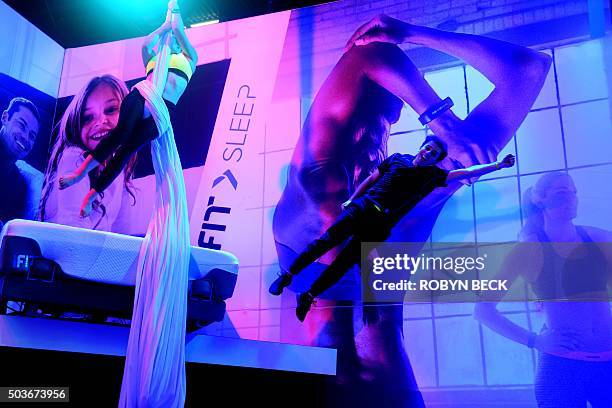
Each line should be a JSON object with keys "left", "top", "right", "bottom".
{"left": 0, "top": 315, "right": 336, "bottom": 375}
{"left": 0, "top": 315, "right": 336, "bottom": 405}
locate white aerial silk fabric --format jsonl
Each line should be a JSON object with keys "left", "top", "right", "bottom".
{"left": 119, "top": 33, "right": 190, "bottom": 407}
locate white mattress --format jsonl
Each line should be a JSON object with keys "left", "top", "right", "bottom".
{"left": 1, "top": 220, "right": 238, "bottom": 286}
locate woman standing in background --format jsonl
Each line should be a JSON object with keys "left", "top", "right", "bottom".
{"left": 475, "top": 172, "right": 612, "bottom": 408}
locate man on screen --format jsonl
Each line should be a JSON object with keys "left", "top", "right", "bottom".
{"left": 271, "top": 135, "right": 516, "bottom": 321}
{"left": 0, "top": 97, "right": 43, "bottom": 227}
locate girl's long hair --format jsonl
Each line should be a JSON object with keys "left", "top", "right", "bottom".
{"left": 519, "top": 171, "right": 571, "bottom": 241}
{"left": 351, "top": 114, "right": 392, "bottom": 187}
{"left": 350, "top": 80, "right": 403, "bottom": 188}
{"left": 38, "top": 75, "right": 137, "bottom": 221}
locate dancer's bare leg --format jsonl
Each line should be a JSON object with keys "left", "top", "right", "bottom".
{"left": 59, "top": 154, "right": 100, "bottom": 189}
{"left": 79, "top": 188, "right": 99, "bottom": 218}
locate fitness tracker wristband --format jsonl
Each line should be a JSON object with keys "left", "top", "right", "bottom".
{"left": 418, "top": 97, "right": 454, "bottom": 125}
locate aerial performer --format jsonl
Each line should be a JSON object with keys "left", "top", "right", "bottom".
{"left": 58, "top": 0, "right": 197, "bottom": 218}
{"left": 60, "top": 0, "right": 198, "bottom": 405}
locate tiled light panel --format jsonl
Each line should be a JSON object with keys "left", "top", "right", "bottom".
{"left": 263, "top": 149, "right": 293, "bottom": 207}
{"left": 569, "top": 164, "right": 612, "bottom": 231}
{"left": 424, "top": 66, "right": 468, "bottom": 119}
{"left": 474, "top": 177, "right": 522, "bottom": 242}
{"left": 404, "top": 319, "right": 437, "bottom": 387}
{"left": 465, "top": 65, "right": 494, "bottom": 109}
{"left": 265, "top": 99, "right": 302, "bottom": 152}
{"left": 431, "top": 185, "right": 476, "bottom": 243}
{"left": 563, "top": 99, "right": 612, "bottom": 168}
{"left": 436, "top": 316, "right": 484, "bottom": 386}
{"left": 555, "top": 38, "right": 610, "bottom": 105}
{"left": 516, "top": 109, "right": 565, "bottom": 174}
{"left": 482, "top": 313, "right": 535, "bottom": 385}
{"left": 531, "top": 50, "right": 558, "bottom": 110}
{"left": 388, "top": 130, "right": 427, "bottom": 155}
{"left": 391, "top": 105, "right": 425, "bottom": 133}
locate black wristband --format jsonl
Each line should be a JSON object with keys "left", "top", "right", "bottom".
{"left": 419, "top": 97, "right": 454, "bottom": 125}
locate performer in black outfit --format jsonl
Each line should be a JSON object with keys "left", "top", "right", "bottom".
{"left": 58, "top": 0, "right": 197, "bottom": 217}
{"left": 270, "top": 136, "right": 515, "bottom": 321}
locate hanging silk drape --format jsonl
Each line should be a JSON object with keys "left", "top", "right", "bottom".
{"left": 119, "top": 32, "right": 191, "bottom": 407}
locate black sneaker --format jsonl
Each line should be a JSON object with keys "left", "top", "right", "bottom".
{"left": 296, "top": 292, "right": 315, "bottom": 322}
{"left": 269, "top": 271, "right": 293, "bottom": 296}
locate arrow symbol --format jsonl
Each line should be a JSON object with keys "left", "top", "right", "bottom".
{"left": 212, "top": 170, "right": 238, "bottom": 190}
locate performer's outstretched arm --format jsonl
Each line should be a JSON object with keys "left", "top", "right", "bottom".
{"left": 447, "top": 154, "right": 515, "bottom": 183}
